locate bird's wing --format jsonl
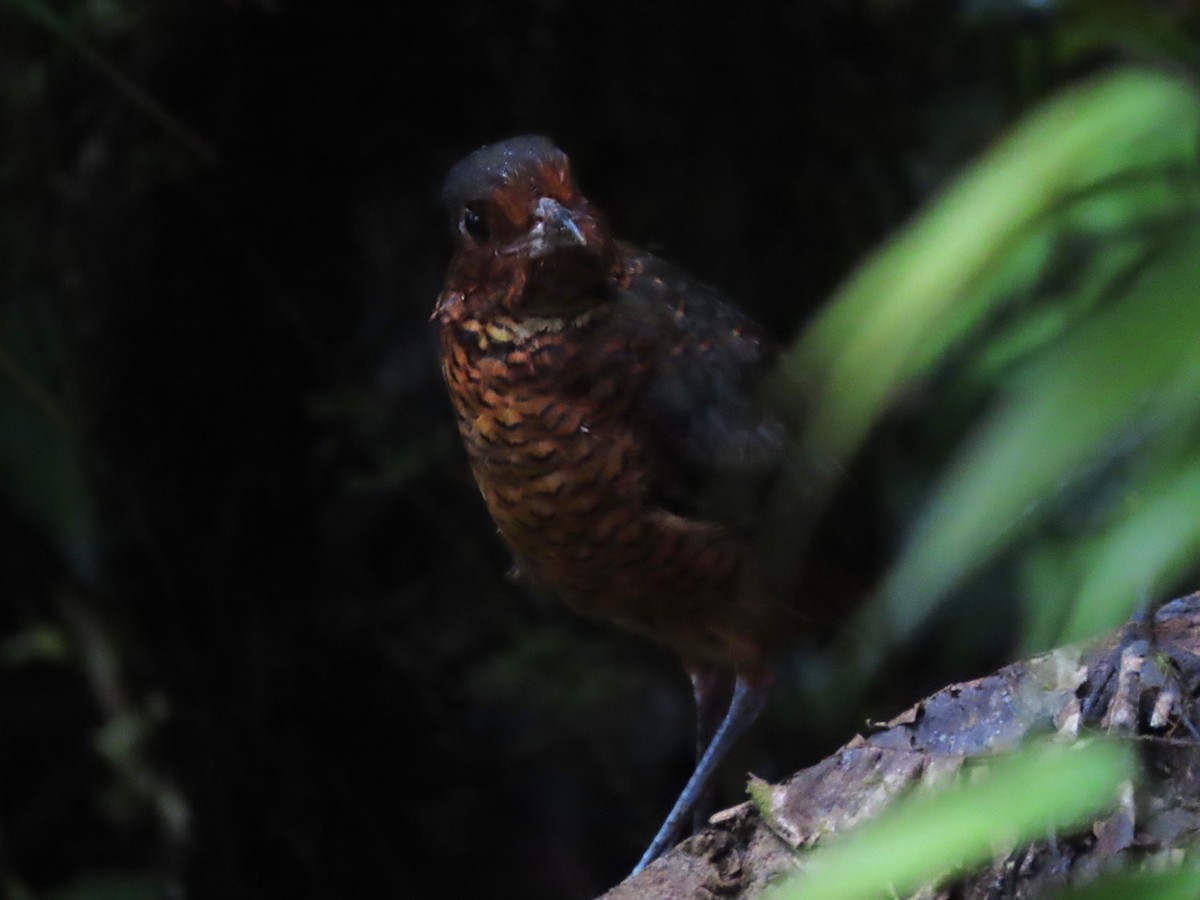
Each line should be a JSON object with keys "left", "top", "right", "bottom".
{"left": 612, "top": 250, "right": 790, "bottom": 536}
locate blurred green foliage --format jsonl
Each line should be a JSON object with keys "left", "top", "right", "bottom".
{"left": 0, "top": 296, "right": 97, "bottom": 579}
{"left": 830, "top": 69, "right": 1200, "bottom": 656}
{"left": 1055, "top": 866, "right": 1200, "bottom": 900}
{"left": 762, "top": 64, "right": 1200, "bottom": 898}
{"left": 770, "top": 741, "right": 1134, "bottom": 900}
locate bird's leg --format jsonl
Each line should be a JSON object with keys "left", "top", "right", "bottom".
{"left": 632, "top": 673, "right": 771, "bottom": 876}
{"left": 689, "top": 667, "right": 734, "bottom": 833}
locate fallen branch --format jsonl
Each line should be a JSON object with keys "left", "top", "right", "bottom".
{"left": 605, "top": 591, "right": 1200, "bottom": 899}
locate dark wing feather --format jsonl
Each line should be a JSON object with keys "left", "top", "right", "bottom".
{"left": 616, "top": 250, "right": 789, "bottom": 535}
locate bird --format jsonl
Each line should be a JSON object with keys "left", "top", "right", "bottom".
{"left": 433, "top": 135, "right": 811, "bottom": 875}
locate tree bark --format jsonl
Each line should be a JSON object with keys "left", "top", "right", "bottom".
{"left": 604, "top": 592, "right": 1200, "bottom": 899}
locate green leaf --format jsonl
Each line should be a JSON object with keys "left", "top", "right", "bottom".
{"left": 1052, "top": 865, "right": 1200, "bottom": 900}
{"left": 789, "top": 69, "right": 1200, "bottom": 465}
{"left": 874, "top": 225, "right": 1200, "bottom": 643}
{"left": 769, "top": 741, "right": 1133, "bottom": 900}
{"left": 0, "top": 299, "right": 99, "bottom": 581}
{"left": 1061, "top": 459, "right": 1200, "bottom": 642}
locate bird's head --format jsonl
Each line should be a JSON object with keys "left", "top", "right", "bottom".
{"left": 438, "top": 136, "right": 619, "bottom": 321}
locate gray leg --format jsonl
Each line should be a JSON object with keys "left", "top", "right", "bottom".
{"left": 631, "top": 675, "right": 770, "bottom": 876}
{"left": 690, "top": 668, "right": 733, "bottom": 833}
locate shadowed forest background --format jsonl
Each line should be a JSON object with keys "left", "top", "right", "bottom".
{"left": 3, "top": 2, "right": 1200, "bottom": 898}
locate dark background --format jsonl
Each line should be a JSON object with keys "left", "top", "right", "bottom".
{"left": 2, "top": 2, "right": 1197, "bottom": 898}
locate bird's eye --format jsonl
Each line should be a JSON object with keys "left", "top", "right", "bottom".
{"left": 460, "top": 206, "right": 490, "bottom": 242}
